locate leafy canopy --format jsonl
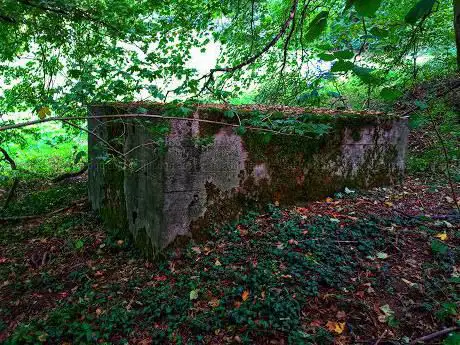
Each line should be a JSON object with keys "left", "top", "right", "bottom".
{"left": 0, "top": 0, "right": 455, "bottom": 117}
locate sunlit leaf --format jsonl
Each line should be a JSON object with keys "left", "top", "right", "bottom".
{"left": 37, "top": 106, "right": 51, "bottom": 120}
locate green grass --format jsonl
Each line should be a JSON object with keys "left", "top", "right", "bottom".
{"left": 1, "top": 119, "right": 86, "bottom": 186}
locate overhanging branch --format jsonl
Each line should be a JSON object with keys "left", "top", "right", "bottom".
{"left": 199, "top": 0, "right": 299, "bottom": 92}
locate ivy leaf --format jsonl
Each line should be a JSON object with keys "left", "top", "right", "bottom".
{"left": 74, "top": 239, "right": 84, "bottom": 250}
{"left": 305, "top": 11, "right": 329, "bottom": 41}
{"left": 443, "top": 332, "right": 460, "bottom": 345}
{"left": 414, "top": 100, "right": 428, "bottom": 110}
{"left": 405, "top": 0, "right": 436, "bottom": 25}
{"left": 331, "top": 60, "right": 354, "bottom": 72}
{"left": 376, "top": 252, "right": 389, "bottom": 259}
{"left": 380, "top": 304, "right": 394, "bottom": 316}
{"left": 235, "top": 125, "right": 246, "bottom": 135}
{"left": 224, "top": 109, "right": 236, "bottom": 119}
{"left": 431, "top": 240, "right": 448, "bottom": 255}
{"left": 354, "top": 0, "right": 382, "bottom": 17}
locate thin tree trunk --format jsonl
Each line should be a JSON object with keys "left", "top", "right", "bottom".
{"left": 455, "top": 0, "right": 460, "bottom": 70}
{"left": 0, "top": 147, "right": 19, "bottom": 209}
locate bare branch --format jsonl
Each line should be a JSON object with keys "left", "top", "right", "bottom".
{"left": 0, "top": 113, "right": 313, "bottom": 138}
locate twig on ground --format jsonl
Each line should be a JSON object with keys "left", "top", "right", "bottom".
{"left": 409, "top": 326, "right": 459, "bottom": 344}
{"left": 374, "top": 329, "right": 388, "bottom": 345}
{"left": 52, "top": 165, "right": 88, "bottom": 183}
{"left": 0, "top": 197, "right": 87, "bottom": 222}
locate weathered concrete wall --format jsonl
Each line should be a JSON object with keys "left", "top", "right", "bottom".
{"left": 88, "top": 104, "right": 409, "bottom": 258}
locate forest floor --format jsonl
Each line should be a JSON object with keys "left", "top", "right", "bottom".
{"left": 0, "top": 175, "right": 459, "bottom": 345}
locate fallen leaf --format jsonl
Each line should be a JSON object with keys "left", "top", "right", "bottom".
{"left": 215, "top": 259, "right": 222, "bottom": 266}
{"left": 191, "top": 247, "right": 201, "bottom": 254}
{"left": 355, "top": 290, "right": 365, "bottom": 298}
{"left": 344, "top": 187, "right": 355, "bottom": 194}
{"left": 37, "top": 106, "right": 51, "bottom": 119}
{"left": 401, "top": 278, "right": 416, "bottom": 287}
{"left": 336, "top": 311, "right": 346, "bottom": 320}
{"left": 380, "top": 304, "right": 394, "bottom": 317}
{"left": 385, "top": 201, "right": 393, "bottom": 207}
{"left": 190, "top": 289, "right": 199, "bottom": 300}
{"left": 376, "top": 252, "right": 389, "bottom": 259}
{"left": 378, "top": 314, "right": 387, "bottom": 323}
{"left": 116, "top": 240, "right": 124, "bottom": 246}
{"left": 242, "top": 290, "right": 250, "bottom": 301}
{"left": 237, "top": 225, "right": 248, "bottom": 236}
{"left": 310, "top": 319, "right": 322, "bottom": 327}
{"left": 326, "top": 321, "right": 346, "bottom": 334}
{"left": 38, "top": 333, "right": 48, "bottom": 342}
{"left": 94, "top": 270, "right": 104, "bottom": 277}
{"left": 443, "top": 221, "right": 453, "bottom": 228}
{"left": 138, "top": 338, "right": 152, "bottom": 345}
{"left": 435, "top": 232, "right": 448, "bottom": 241}
{"left": 208, "top": 298, "right": 220, "bottom": 308}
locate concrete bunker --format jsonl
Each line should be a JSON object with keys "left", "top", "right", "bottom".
{"left": 88, "top": 103, "right": 409, "bottom": 258}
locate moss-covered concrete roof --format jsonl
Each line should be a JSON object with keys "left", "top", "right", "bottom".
{"left": 92, "top": 102, "right": 396, "bottom": 118}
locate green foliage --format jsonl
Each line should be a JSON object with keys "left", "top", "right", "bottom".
{"left": 304, "top": 11, "right": 329, "bottom": 41}
{"left": 444, "top": 332, "right": 460, "bottom": 345}
{"left": 407, "top": 101, "right": 460, "bottom": 177}
{"left": 353, "top": 0, "right": 383, "bottom": 17}
{"left": 0, "top": 181, "right": 86, "bottom": 217}
{"left": 331, "top": 60, "right": 354, "bottom": 73}
{"left": 405, "top": 0, "right": 436, "bottom": 25}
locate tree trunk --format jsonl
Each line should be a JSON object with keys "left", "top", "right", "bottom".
{"left": 455, "top": 0, "right": 460, "bottom": 70}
